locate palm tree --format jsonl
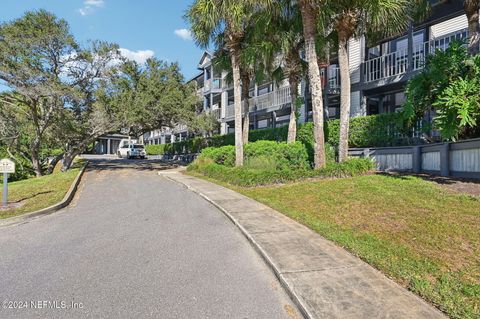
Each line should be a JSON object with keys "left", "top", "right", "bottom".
{"left": 298, "top": 0, "right": 327, "bottom": 169}
{"left": 269, "top": 0, "right": 306, "bottom": 143}
{"left": 332, "top": 0, "right": 421, "bottom": 162}
{"left": 464, "top": 0, "right": 480, "bottom": 55}
{"left": 212, "top": 31, "right": 272, "bottom": 145}
{"left": 238, "top": 17, "right": 273, "bottom": 145}
{"left": 187, "top": 0, "right": 271, "bottom": 166}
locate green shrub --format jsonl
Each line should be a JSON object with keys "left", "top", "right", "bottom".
{"left": 159, "top": 113, "right": 404, "bottom": 156}
{"left": 198, "top": 145, "right": 235, "bottom": 166}
{"left": 313, "top": 158, "right": 375, "bottom": 178}
{"left": 188, "top": 157, "right": 374, "bottom": 187}
{"left": 198, "top": 141, "right": 310, "bottom": 170}
{"left": 326, "top": 113, "right": 402, "bottom": 147}
{"left": 402, "top": 40, "right": 480, "bottom": 140}
{"left": 244, "top": 156, "right": 278, "bottom": 170}
{"left": 245, "top": 141, "right": 309, "bottom": 170}
{"left": 145, "top": 144, "right": 166, "bottom": 155}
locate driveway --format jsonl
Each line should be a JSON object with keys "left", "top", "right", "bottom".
{"left": 0, "top": 155, "right": 300, "bottom": 319}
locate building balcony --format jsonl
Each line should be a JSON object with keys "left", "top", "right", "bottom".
{"left": 225, "top": 86, "right": 292, "bottom": 119}
{"left": 211, "top": 108, "right": 221, "bottom": 120}
{"left": 203, "top": 77, "right": 222, "bottom": 93}
{"left": 321, "top": 66, "right": 340, "bottom": 93}
{"left": 363, "top": 28, "right": 469, "bottom": 83}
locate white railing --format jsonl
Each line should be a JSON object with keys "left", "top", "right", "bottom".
{"left": 203, "top": 78, "right": 222, "bottom": 92}
{"left": 175, "top": 124, "right": 188, "bottom": 132}
{"left": 212, "top": 78, "right": 222, "bottom": 89}
{"left": 225, "top": 102, "right": 236, "bottom": 118}
{"left": 225, "top": 86, "right": 292, "bottom": 118}
{"left": 203, "top": 79, "right": 211, "bottom": 92}
{"left": 364, "top": 49, "right": 409, "bottom": 82}
{"left": 211, "top": 108, "right": 221, "bottom": 119}
{"left": 364, "top": 29, "right": 469, "bottom": 83}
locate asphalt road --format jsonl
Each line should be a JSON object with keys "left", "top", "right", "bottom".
{"left": 0, "top": 155, "right": 300, "bottom": 319}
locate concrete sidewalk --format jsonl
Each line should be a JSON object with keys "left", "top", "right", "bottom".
{"left": 161, "top": 170, "right": 446, "bottom": 319}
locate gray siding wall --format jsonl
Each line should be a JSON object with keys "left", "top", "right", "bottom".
{"left": 373, "top": 154, "right": 413, "bottom": 171}
{"left": 350, "top": 138, "right": 480, "bottom": 179}
{"left": 421, "top": 152, "right": 440, "bottom": 171}
{"left": 450, "top": 149, "right": 480, "bottom": 172}
{"left": 430, "top": 15, "right": 468, "bottom": 39}
{"left": 349, "top": 38, "right": 362, "bottom": 84}
{"left": 350, "top": 91, "right": 363, "bottom": 117}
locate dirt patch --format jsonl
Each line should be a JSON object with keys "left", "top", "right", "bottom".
{"left": 381, "top": 172, "right": 480, "bottom": 197}
{"left": 0, "top": 201, "right": 25, "bottom": 211}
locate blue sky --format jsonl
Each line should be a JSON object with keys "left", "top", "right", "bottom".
{"left": 0, "top": 0, "right": 205, "bottom": 80}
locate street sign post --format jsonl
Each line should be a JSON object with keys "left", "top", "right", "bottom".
{"left": 0, "top": 159, "right": 15, "bottom": 207}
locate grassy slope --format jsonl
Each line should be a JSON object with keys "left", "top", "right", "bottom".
{"left": 0, "top": 163, "right": 83, "bottom": 219}
{"left": 191, "top": 172, "right": 480, "bottom": 319}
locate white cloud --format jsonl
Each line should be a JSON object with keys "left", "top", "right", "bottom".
{"left": 85, "top": 0, "right": 104, "bottom": 6}
{"left": 78, "top": 0, "right": 105, "bottom": 16}
{"left": 174, "top": 28, "right": 192, "bottom": 41}
{"left": 119, "top": 48, "right": 155, "bottom": 64}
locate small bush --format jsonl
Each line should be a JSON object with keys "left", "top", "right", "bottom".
{"left": 198, "top": 141, "right": 310, "bottom": 170}
{"left": 198, "top": 145, "right": 236, "bottom": 166}
{"left": 145, "top": 144, "right": 166, "bottom": 155}
{"left": 188, "top": 157, "right": 374, "bottom": 187}
{"left": 244, "top": 156, "right": 278, "bottom": 170}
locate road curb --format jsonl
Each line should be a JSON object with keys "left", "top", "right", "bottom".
{"left": 161, "top": 170, "right": 447, "bottom": 319}
{"left": 162, "top": 172, "right": 312, "bottom": 319}
{"left": 0, "top": 161, "right": 89, "bottom": 227}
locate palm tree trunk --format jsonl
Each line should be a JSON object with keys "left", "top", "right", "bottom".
{"left": 338, "top": 35, "right": 351, "bottom": 162}
{"left": 241, "top": 72, "right": 250, "bottom": 145}
{"left": 465, "top": 0, "right": 480, "bottom": 55}
{"left": 287, "top": 79, "right": 298, "bottom": 143}
{"left": 299, "top": 1, "right": 326, "bottom": 168}
{"left": 231, "top": 50, "right": 244, "bottom": 166}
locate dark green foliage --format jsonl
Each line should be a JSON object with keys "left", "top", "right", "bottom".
{"left": 0, "top": 147, "right": 33, "bottom": 182}
{"left": 188, "top": 157, "right": 374, "bottom": 187}
{"left": 145, "top": 144, "right": 166, "bottom": 155}
{"left": 402, "top": 41, "right": 480, "bottom": 140}
{"left": 328, "top": 113, "right": 405, "bottom": 147}
{"left": 198, "top": 141, "right": 310, "bottom": 170}
{"left": 161, "top": 114, "right": 404, "bottom": 160}
{"left": 199, "top": 145, "right": 236, "bottom": 166}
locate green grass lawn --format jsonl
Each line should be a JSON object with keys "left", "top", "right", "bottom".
{"left": 191, "top": 172, "right": 480, "bottom": 319}
{"left": 0, "top": 161, "right": 84, "bottom": 219}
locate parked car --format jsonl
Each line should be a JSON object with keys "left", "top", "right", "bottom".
{"left": 117, "top": 144, "right": 146, "bottom": 159}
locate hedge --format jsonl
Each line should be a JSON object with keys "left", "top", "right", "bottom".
{"left": 187, "top": 157, "right": 374, "bottom": 187}
{"left": 145, "top": 144, "right": 166, "bottom": 155}
{"left": 199, "top": 141, "right": 310, "bottom": 170}
{"left": 146, "top": 113, "right": 403, "bottom": 156}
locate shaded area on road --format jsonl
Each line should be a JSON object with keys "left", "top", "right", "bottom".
{"left": 0, "top": 156, "right": 300, "bottom": 319}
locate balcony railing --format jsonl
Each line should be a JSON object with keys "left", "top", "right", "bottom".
{"left": 225, "top": 86, "right": 292, "bottom": 118}
{"left": 364, "top": 29, "right": 469, "bottom": 83}
{"left": 205, "top": 107, "right": 221, "bottom": 119}
{"left": 203, "top": 77, "right": 222, "bottom": 93}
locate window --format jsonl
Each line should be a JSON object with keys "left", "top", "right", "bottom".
{"left": 257, "top": 83, "right": 271, "bottom": 96}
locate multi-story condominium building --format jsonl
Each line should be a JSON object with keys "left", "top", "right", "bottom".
{"left": 145, "top": 1, "right": 475, "bottom": 145}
